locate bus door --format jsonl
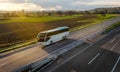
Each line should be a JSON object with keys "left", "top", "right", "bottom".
{"left": 45, "top": 33, "right": 50, "bottom": 42}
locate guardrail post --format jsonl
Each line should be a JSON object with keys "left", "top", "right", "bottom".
{"left": 29, "top": 64, "right": 32, "bottom": 72}
{"left": 14, "top": 30, "right": 106, "bottom": 72}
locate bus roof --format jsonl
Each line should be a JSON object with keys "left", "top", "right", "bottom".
{"left": 40, "top": 26, "right": 69, "bottom": 33}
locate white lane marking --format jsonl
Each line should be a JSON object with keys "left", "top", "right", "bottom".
{"left": 110, "top": 39, "right": 120, "bottom": 50}
{"left": 49, "top": 38, "right": 104, "bottom": 72}
{"left": 111, "top": 56, "right": 120, "bottom": 72}
{"left": 110, "top": 38, "right": 116, "bottom": 43}
{"left": 115, "top": 28, "right": 120, "bottom": 33}
{"left": 0, "top": 63, "right": 7, "bottom": 67}
{"left": 49, "top": 27, "right": 118, "bottom": 72}
{"left": 88, "top": 53, "right": 100, "bottom": 64}
{"left": 49, "top": 46, "right": 92, "bottom": 72}
{"left": 0, "top": 18, "right": 118, "bottom": 71}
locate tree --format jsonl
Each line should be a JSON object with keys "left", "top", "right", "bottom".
{"left": 56, "top": 11, "right": 63, "bottom": 16}
{"left": 67, "top": 11, "right": 75, "bottom": 15}
{"left": 48, "top": 12, "right": 52, "bottom": 16}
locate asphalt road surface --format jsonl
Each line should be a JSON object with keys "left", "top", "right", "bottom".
{"left": 49, "top": 25, "right": 120, "bottom": 72}
{"left": 0, "top": 17, "right": 120, "bottom": 72}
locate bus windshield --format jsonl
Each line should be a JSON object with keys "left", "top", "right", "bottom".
{"left": 38, "top": 38, "right": 45, "bottom": 42}
{"left": 37, "top": 33, "right": 46, "bottom": 42}
{"left": 39, "top": 33, "right": 46, "bottom": 37}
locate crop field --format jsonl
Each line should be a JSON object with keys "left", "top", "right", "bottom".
{"left": 0, "top": 15, "right": 82, "bottom": 23}
{"left": 0, "top": 14, "right": 118, "bottom": 52}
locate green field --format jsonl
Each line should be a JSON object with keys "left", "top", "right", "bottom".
{"left": 0, "top": 14, "right": 118, "bottom": 53}
{"left": 0, "top": 14, "right": 116, "bottom": 23}
{"left": 71, "top": 14, "right": 118, "bottom": 31}
{"left": 0, "top": 15, "right": 82, "bottom": 23}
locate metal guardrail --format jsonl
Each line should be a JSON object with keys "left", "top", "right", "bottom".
{"left": 13, "top": 17, "right": 120, "bottom": 72}
{"left": 13, "top": 29, "right": 104, "bottom": 72}
{"left": 14, "top": 23, "right": 120, "bottom": 72}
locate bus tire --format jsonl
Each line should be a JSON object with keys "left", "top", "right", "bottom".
{"left": 63, "top": 36, "right": 67, "bottom": 40}
{"left": 50, "top": 41, "right": 53, "bottom": 44}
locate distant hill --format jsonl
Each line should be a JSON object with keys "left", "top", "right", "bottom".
{"left": 90, "top": 7, "right": 120, "bottom": 14}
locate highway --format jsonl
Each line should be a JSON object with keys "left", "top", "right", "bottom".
{"left": 0, "top": 17, "right": 120, "bottom": 72}
{"left": 47, "top": 25, "right": 120, "bottom": 72}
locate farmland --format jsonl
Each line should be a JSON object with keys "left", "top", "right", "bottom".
{"left": 0, "top": 15, "right": 82, "bottom": 23}
{"left": 0, "top": 14, "right": 118, "bottom": 52}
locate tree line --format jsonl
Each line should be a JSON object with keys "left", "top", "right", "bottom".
{"left": 0, "top": 7, "right": 120, "bottom": 18}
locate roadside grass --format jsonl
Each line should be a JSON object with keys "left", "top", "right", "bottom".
{"left": 105, "top": 22, "right": 120, "bottom": 33}
{"left": 0, "top": 39, "right": 36, "bottom": 53}
{"left": 71, "top": 14, "right": 117, "bottom": 31}
{"left": 0, "top": 14, "right": 118, "bottom": 53}
{"left": 98, "top": 14, "right": 117, "bottom": 18}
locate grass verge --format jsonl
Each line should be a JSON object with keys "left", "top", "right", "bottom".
{"left": 0, "top": 14, "right": 118, "bottom": 53}
{"left": 105, "top": 22, "right": 120, "bottom": 33}
{"left": 71, "top": 14, "right": 117, "bottom": 31}
{"left": 0, "top": 39, "right": 36, "bottom": 53}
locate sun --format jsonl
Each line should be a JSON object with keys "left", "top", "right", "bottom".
{"left": 0, "top": 3, "right": 45, "bottom": 11}
{"left": 0, "top": 3, "right": 23, "bottom": 11}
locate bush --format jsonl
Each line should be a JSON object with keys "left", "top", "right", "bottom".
{"left": 105, "top": 22, "right": 120, "bottom": 32}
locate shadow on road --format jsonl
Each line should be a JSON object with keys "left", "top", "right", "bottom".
{"left": 42, "top": 38, "right": 78, "bottom": 54}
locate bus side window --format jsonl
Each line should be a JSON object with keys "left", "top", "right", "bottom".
{"left": 46, "top": 28, "right": 69, "bottom": 36}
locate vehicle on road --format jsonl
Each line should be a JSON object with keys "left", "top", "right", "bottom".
{"left": 37, "top": 26, "right": 70, "bottom": 46}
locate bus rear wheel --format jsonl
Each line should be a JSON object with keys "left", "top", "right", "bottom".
{"left": 50, "top": 41, "right": 53, "bottom": 44}
{"left": 63, "top": 36, "right": 67, "bottom": 40}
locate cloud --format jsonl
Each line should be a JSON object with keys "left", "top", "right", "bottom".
{"left": 45, "top": 5, "right": 62, "bottom": 11}
{"left": 0, "top": 2, "right": 63, "bottom": 11}
{"left": 72, "top": 0, "right": 120, "bottom": 7}
{"left": 0, "top": 0, "right": 120, "bottom": 11}
{"left": 0, "top": 0, "right": 10, "bottom": 2}
{"left": 48, "top": 7, "right": 56, "bottom": 11}
{"left": 55, "top": 6, "right": 62, "bottom": 10}
{"left": 0, "top": 3, "right": 46, "bottom": 11}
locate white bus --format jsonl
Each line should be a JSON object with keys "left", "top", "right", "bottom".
{"left": 37, "top": 26, "right": 70, "bottom": 46}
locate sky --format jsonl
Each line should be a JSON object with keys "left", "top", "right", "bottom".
{"left": 0, "top": 0, "right": 120, "bottom": 11}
